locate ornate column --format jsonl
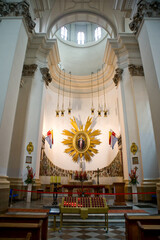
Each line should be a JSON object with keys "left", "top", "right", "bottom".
{"left": 128, "top": 64, "right": 158, "bottom": 201}
{"left": 108, "top": 34, "right": 144, "bottom": 201}
{"left": 129, "top": 0, "right": 160, "bottom": 177}
{"left": 0, "top": 0, "right": 35, "bottom": 211}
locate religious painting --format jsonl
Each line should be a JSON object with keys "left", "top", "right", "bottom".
{"left": 26, "top": 156, "right": 32, "bottom": 164}
{"left": 132, "top": 156, "right": 138, "bottom": 164}
{"left": 62, "top": 116, "right": 101, "bottom": 162}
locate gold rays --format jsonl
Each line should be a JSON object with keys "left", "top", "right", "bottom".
{"left": 62, "top": 117, "right": 101, "bottom": 162}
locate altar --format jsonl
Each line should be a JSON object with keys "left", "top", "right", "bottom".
{"left": 69, "top": 179, "right": 93, "bottom": 185}
{"left": 62, "top": 184, "right": 105, "bottom": 196}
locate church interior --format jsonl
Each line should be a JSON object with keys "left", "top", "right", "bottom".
{"left": 0, "top": 0, "right": 160, "bottom": 239}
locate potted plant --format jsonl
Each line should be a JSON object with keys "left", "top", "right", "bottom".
{"left": 129, "top": 166, "right": 138, "bottom": 204}
{"left": 25, "top": 166, "right": 35, "bottom": 202}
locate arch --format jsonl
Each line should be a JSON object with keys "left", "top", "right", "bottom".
{"left": 47, "top": 11, "right": 117, "bottom": 39}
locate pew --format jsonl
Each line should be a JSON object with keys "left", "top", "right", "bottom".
{"left": 124, "top": 213, "right": 160, "bottom": 240}
{"left": 0, "top": 221, "right": 42, "bottom": 239}
{"left": 0, "top": 214, "right": 48, "bottom": 240}
{"left": 137, "top": 221, "right": 160, "bottom": 240}
{"left": 0, "top": 232, "right": 32, "bottom": 240}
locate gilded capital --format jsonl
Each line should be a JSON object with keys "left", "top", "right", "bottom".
{"left": 40, "top": 67, "right": 52, "bottom": 86}
{"left": 0, "top": 1, "right": 36, "bottom": 33}
{"left": 22, "top": 64, "right": 38, "bottom": 77}
{"left": 129, "top": 0, "right": 160, "bottom": 34}
{"left": 113, "top": 68, "right": 123, "bottom": 86}
{"left": 128, "top": 64, "right": 144, "bottom": 76}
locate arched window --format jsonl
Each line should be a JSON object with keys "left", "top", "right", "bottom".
{"left": 61, "top": 26, "right": 67, "bottom": 40}
{"left": 95, "top": 27, "right": 101, "bottom": 41}
{"left": 77, "top": 32, "right": 85, "bottom": 44}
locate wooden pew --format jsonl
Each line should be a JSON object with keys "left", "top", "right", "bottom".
{"left": 0, "top": 214, "right": 48, "bottom": 240}
{"left": 124, "top": 213, "right": 160, "bottom": 240}
{"left": 0, "top": 221, "right": 42, "bottom": 239}
{"left": 0, "top": 232, "right": 32, "bottom": 240}
{"left": 137, "top": 221, "right": 160, "bottom": 240}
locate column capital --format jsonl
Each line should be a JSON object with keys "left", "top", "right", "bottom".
{"left": 113, "top": 68, "right": 123, "bottom": 86}
{"left": 40, "top": 67, "right": 52, "bottom": 86}
{"left": 0, "top": 0, "right": 35, "bottom": 33}
{"left": 129, "top": 0, "right": 160, "bottom": 34}
{"left": 128, "top": 64, "right": 144, "bottom": 76}
{"left": 22, "top": 64, "right": 38, "bottom": 77}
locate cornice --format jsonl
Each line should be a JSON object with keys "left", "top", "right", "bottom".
{"left": 128, "top": 64, "right": 144, "bottom": 76}
{"left": 0, "top": 0, "right": 35, "bottom": 33}
{"left": 129, "top": 0, "right": 160, "bottom": 34}
{"left": 40, "top": 67, "right": 52, "bottom": 86}
{"left": 112, "top": 68, "right": 123, "bottom": 87}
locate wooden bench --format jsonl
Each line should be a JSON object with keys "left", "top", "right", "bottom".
{"left": 137, "top": 221, "right": 160, "bottom": 240}
{"left": 0, "top": 221, "right": 42, "bottom": 240}
{"left": 0, "top": 232, "right": 32, "bottom": 240}
{"left": 0, "top": 214, "right": 48, "bottom": 240}
{"left": 124, "top": 213, "right": 160, "bottom": 240}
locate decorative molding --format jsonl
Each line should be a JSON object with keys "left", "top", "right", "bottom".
{"left": 129, "top": 0, "right": 160, "bottom": 34}
{"left": 22, "top": 64, "right": 38, "bottom": 77}
{"left": 113, "top": 68, "right": 123, "bottom": 86}
{"left": 40, "top": 151, "right": 123, "bottom": 177}
{"left": 128, "top": 64, "right": 144, "bottom": 76}
{"left": 40, "top": 67, "right": 52, "bottom": 86}
{"left": 0, "top": 0, "right": 36, "bottom": 33}
{"left": 20, "top": 78, "right": 24, "bottom": 88}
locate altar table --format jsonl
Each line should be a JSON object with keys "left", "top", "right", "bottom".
{"left": 62, "top": 184, "right": 105, "bottom": 196}
{"left": 60, "top": 197, "right": 109, "bottom": 231}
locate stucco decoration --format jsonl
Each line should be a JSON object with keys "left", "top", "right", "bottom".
{"left": 112, "top": 68, "right": 123, "bottom": 87}
{"left": 129, "top": 0, "right": 160, "bottom": 34}
{"left": 22, "top": 64, "right": 38, "bottom": 77}
{"left": 62, "top": 117, "right": 101, "bottom": 162}
{"left": 128, "top": 64, "right": 144, "bottom": 76}
{"left": 0, "top": 0, "right": 36, "bottom": 33}
{"left": 40, "top": 151, "right": 123, "bottom": 177}
{"left": 40, "top": 67, "right": 52, "bottom": 86}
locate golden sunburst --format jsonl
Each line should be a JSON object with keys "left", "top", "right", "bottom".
{"left": 62, "top": 117, "right": 101, "bottom": 162}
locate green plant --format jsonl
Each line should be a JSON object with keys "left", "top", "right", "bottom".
{"left": 25, "top": 166, "right": 35, "bottom": 184}
{"left": 129, "top": 166, "right": 139, "bottom": 185}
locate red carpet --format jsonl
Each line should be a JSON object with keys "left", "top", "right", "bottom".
{"left": 8, "top": 208, "right": 146, "bottom": 214}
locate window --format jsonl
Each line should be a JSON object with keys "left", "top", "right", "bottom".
{"left": 95, "top": 27, "right": 101, "bottom": 41}
{"left": 77, "top": 32, "right": 85, "bottom": 44}
{"left": 61, "top": 26, "right": 67, "bottom": 40}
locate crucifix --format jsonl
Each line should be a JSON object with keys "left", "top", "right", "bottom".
{"left": 94, "top": 168, "right": 103, "bottom": 185}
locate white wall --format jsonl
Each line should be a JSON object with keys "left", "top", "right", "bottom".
{"left": 42, "top": 86, "right": 120, "bottom": 171}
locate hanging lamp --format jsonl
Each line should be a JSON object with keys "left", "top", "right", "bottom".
{"left": 56, "top": 64, "right": 61, "bottom": 117}
{"left": 91, "top": 72, "right": 95, "bottom": 115}
{"left": 97, "top": 69, "right": 101, "bottom": 117}
{"left": 61, "top": 69, "right": 65, "bottom": 117}
{"left": 68, "top": 71, "right": 72, "bottom": 115}
{"left": 102, "top": 64, "right": 108, "bottom": 117}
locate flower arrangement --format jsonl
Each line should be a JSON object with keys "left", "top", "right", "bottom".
{"left": 129, "top": 166, "right": 139, "bottom": 185}
{"left": 25, "top": 165, "right": 35, "bottom": 184}
{"left": 74, "top": 171, "right": 88, "bottom": 181}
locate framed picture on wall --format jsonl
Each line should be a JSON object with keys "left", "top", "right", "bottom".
{"left": 26, "top": 156, "right": 32, "bottom": 164}
{"left": 132, "top": 156, "right": 138, "bottom": 165}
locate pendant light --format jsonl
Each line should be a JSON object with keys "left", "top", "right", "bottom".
{"left": 91, "top": 72, "right": 95, "bottom": 115}
{"left": 68, "top": 71, "right": 72, "bottom": 115}
{"left": 61, "top": 69, "right": 65, "bottom": 117}
{"left": 56, "top": 64, "right": 61, "bottom": 117}
{"left": 97, "top": 69, "right": 101, "bottom": 117}
{"left": 102, "top": 64, "right": 108, "bottom": 117}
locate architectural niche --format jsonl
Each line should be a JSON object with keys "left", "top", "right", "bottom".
{"left": 129, "top": 0, "right": 160, "bottom": 34}
{"left": 128, "top": 64, "right": 144, "bottom": 76}
{"left": 22, "top": 64, "right": 38, "bottom": 76}
{"left": 40, "top": 67, "right": 52, "bottom": 86}
{"left": 112, "top": 68, "right": 123, "bottom": 86}
{"left": 0, "top": 0, "right": 36, "bottom": 33}
{"left": 40, "top": 151, "right": 123, "bottom": 178}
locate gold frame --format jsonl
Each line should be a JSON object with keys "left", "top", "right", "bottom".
{"left": 62, "top": 117, "right": 101, "bottom": 162}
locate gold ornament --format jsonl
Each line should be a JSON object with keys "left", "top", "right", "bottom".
{"left": 62, "top": 117, "right": 101, "bottom": 162}
{"left": 27, "top": 142, "right": 34, "bottom": 154}
{"left": 130, "top": 142, "right": 138, "bottom": 155}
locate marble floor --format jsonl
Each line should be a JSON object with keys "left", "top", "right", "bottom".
{"left": 9, "top": 194, "right": 158, "bottom": 240}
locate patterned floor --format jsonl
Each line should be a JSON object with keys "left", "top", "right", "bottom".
{"left": 48, "top": 226, "right": 126, "bottom": 240}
